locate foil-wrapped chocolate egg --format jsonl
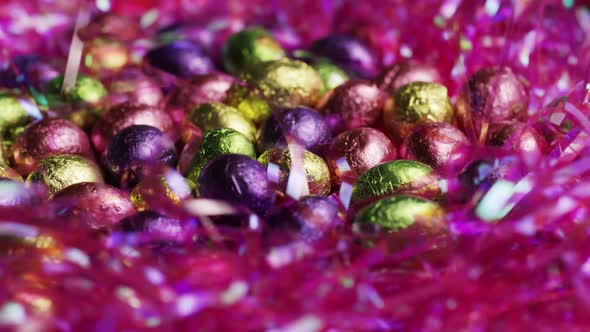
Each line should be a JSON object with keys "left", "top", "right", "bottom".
{"left": 145, "top": 40, "right": 214, "bottom": 78}
{"left": 188, "top": 102, "right": 256, "bottom": 141}
{"left": 11, "top": 118, "right": 93, "bottom": 175}
{"left": 185, "top": 128, "right": 256, "bottom": 183}
{"left": 401, "top": 122, "right": 470, "bottom": 171}
{"left": 120, "top": 211, "right": 186, "bottom": 244}
{"left": 355, "top": 195, "right": 445, "bottom": 233}
{"left": 351, "top": 160, "right": 440, "bottom": 208}
{"left": 222, "top": 27, "right": 286, "bottom": 74}
{"left": 383, "top": 82, "right": 453, "bottom": 143}
{"left": 107, "top": 68, "right": 164, "bottom": 107}
{"left": 77, "top": 13, "right": 140, "bottom": 42}
{"left": 312, "top": 60, "right": 349, "bottom": 93}
{"left": 376, "top": 61, "right": 443, "bottom": 94}
{"left": 169, "top": 72, "right": 236, "bottom": 112}
{"left": 322, "top": 79, "right": 385, "bottom": 133}
{"left": 233, "top": 58, "right": 323, "bottom": 110}
{"left": 224, "top": 84, "right": 272, "bottom": 125}
{"left": 51, "top": 182, "right": 135, "bottom": 229}
{"left": 309, "top": 34, "right": 378, "bottom": 78}
{"left": 257, "top": 107, "right": 330, "bottom": 153}
{"left": 27, "top": 154, "right": 104, "bottom": 194}
{"left": 198, "top": 154, "right": 275, "bottom": 215}
{"left": 0, "top": 95, "right": 34, "bottom": 134}
{"left": 91, "top": 103, "right": 174, "bottom": 153}
{"left": 85, "top": 38, "right": 129, "bottom": 72}
{"left": 326, "top": 127, "right": 396, "bottom": 184}
{"left": 267, "top": 195, "right": 343, "bottom": 241}
{"left": 104, "top": 125, "right": 177, "bottom": 182}
{"left": 456, "top": 66, "right": 529, "bottom": 137}
{"left": 50, "top": 74, "right": 107, "bottom": 104}
{"left": 130, "top": 168, "right": 192, "bottom": 211}
{"left": 258, "top": 147, "right": 331, "bottom": 196}
{"left": 486, "top": 121, "right": 549, "bottom": 167}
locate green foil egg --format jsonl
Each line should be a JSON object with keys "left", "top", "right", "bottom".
{"left": 351, "top": 160, "right": 440, "bottom": 206}
{"left": 188, "top": 102, "right": 256, "bottom": 141}
{"left": 50, "top": 74, "right": 107, "bottom": 104}
{"left": 26, "top": 154, "right": 104, "bottom": 194}
{"left": 384, "top": 82, "right": 453, "bottom": 142}
{"left": 258, "top": 147, "right": 331, "bottom": 196}
{"left": 313, "top": 60, "right": 349, "bottom": 93}
{"left": 186, "top": 128, "right": 256, "bottom": 183}
{"left": 355, "top": 195, "right": 444, "bottom": 231}
{"left": 222, "top": 27, "right": 286, "bottom": 75}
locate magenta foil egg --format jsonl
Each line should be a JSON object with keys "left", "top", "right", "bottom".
{"left": 376, "top": 61, "right": 443, "bottom": 94}
{"left": 322, "top": 79, "right": 385, "bottom": 133}
{"left": 107, "top": 68, "right": 164, "bottom": 107}
{"left": 168, "top": 72, "right": 236, "bottom": 114}
{"left": 486, "top": 121, "right": 549, "bottom": 167}
{"left": 326, "top": 127, "right": 396, "bottom": 184}
{"left": 91, "top": 103, "right": 174, "bottom": 154}
{"left": 401, "top": 122, "right": 470, "bottom": 171}
{"left": 11, "top": 118, "right": 94, "bottom": 175}
{"left": 456, "top": 66, "right": 529, "bottom": 138}
{"left": 51, "top": 182, "right": 135, "bottom": 229}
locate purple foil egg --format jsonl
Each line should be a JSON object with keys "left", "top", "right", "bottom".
{"left": 120, "top": 211, "right": 186, "bottom": 244}
{"left": 257, "top": 107, "right": 330, "bottom": 153}
{"left": 322, "top": 79, "right": 385, "bottom": 133}
{"left": 51, "top": 182, "right": 135, "bottom": 229}
{"left": 376, "top": 61, "right": 443, "bottom": 94}
{"left": 401, "top": 122, "right": 470, "bottom": 172}
{"left": 91, "top": 103, "right": 174, "bottom": 154}
{"left": 145, "top": 40, "right": 214, "bottom": 78}
{"left": 267, "top": 195, "right": 343, "bottom": 241}
{"left": 198, "top": 154, "right": 275, "bottom": 216}
{"left": 104, "top": 125, "right": 177, "bottom": 182}
{"left": 309, "top": 34, "right": 378, "bottom": 78}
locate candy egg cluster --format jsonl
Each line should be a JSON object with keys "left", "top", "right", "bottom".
{"left": 0, "top": 21, "right": 556, "bottom": 235}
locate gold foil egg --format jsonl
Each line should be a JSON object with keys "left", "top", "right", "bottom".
{"left": 258, "top": 147, "right": 331, "bottom": 196}
{"left": 242, "top": 58, "right": 324, "bottom": 109}
{"left": 130, "top": 169, "right": 192, "bottom": 211}
{"left": 188, "top": 102, "right": 256, "bottom": 141}
{"left": 383, "top": 82, "right": 453, "bottom": 142}
{"left": 26, "top": 154, "right": 104, "bottom": 194}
